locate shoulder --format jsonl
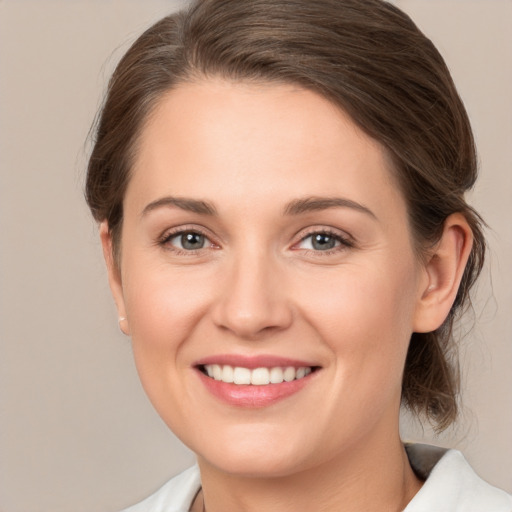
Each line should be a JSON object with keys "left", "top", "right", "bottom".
{"left": 404, "top": 444, "right": 512, "bottom": 512}
{"left": 120, "top": 465, "right": 201, "bottom": 512}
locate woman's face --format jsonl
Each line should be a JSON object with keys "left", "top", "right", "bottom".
{"left": 108, "top": 80, "right": 430, "bottom": 476}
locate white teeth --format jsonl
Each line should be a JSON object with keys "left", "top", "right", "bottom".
{"left": 221, "top": 365, "right": 234, "bottom": 383}
{"left": 269, "top": 367, "right": 284, "bottom": 384}
{"left": 283, "top": 366, "right": 296, "bottom": 382}
{"left": 296, "top": 367, "right": 306, "bottom": 379}
{"left": 233, "top": 367, "right": 251, "bottom": 385}
{"left": 251, "top": 367, "right": 270, "bottom": 386}
{"left": 203, "top": 364, "right": 313, "bottom": 385}
{"left": 212, "top": 364, "right": 222, "bottom": 380}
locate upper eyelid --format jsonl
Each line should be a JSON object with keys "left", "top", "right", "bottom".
{"left": 159, "top": 224, "right": 215, "bottom": 243}
{"left": 294, "top": 226, "right": 354, "bottom": 243}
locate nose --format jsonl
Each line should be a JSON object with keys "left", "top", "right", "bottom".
{"left": 211, "top": 248, "right": 293, "bottom": 340}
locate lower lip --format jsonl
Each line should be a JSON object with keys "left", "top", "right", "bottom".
{"left": 196, "top": 370, "right": 314, "bottom": 408}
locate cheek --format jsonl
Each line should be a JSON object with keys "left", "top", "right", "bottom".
{"left": 297, "top": 259, "right": 419, "bottom": 377}
{"left": 121, "top": 263, "right": 212, "bottom": 366}
{"left": 305, "top": 260, "right": 415, "bottom": 325}
{"left": 120, "top": 267, "right": 215, "bottom": 430}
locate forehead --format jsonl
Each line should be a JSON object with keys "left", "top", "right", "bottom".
{"left": 127, "top": 79, "right": 405, "bottom": 223}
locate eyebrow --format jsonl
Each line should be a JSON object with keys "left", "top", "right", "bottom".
{"left": 141, "top": 195, "right": 376, "bottom": 219}
{"left": 141, "top": 196, "right": 217, "bottom": 217}
{"left": 283, "top": 196, "right": 377, "bottom": 219}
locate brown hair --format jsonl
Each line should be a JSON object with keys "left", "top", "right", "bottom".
{"left": 86, "top": 0, "right": 485, "bottom": 431}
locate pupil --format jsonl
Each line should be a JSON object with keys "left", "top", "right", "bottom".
{"left": 312, "top": 233, "right": 335, "bottom": 250}
{"left": 182, "top": 232, "right": 204, "bottom": 250}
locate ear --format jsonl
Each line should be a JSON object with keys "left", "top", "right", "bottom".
{"left": 413, "top": 213, "right": 474, "bottom": 333}
{"left": 99, "top": 221, "right": 130, "bottom": 335}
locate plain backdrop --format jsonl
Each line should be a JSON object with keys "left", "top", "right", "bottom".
{"left": 0, "top": 1, "right": 511, "bottom": 511}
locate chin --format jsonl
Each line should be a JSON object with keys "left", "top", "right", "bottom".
{"left": 202, "top": 449, "right": 307, "bottom": 478}
{"left": 192, "top": 424, "right": 321, "bottom": 478}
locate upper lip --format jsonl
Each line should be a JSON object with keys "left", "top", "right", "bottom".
{"left": 193, "top": 354, "right": 319, "bottom": 369}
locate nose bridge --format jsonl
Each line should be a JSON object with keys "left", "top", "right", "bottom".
{"left": 212, "top": 242, "right": 292, "bottom": 338}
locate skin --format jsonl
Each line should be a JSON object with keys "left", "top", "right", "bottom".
{"left": 101, "top": 80, "right": 472, "bottom": 511}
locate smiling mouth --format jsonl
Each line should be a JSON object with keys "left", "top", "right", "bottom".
{"left": 199, "top": 364, "right": 318, "bottom": 385}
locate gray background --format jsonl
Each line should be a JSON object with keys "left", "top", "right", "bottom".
{"left": 0, "top": 1, "right": 511, "bottom": 510}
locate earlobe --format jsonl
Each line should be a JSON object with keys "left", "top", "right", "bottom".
{"left": 99, "top": 221, "right": 130, "bottom": 335}
{"left": 413, "top": 213, "right": 473, "bottom": 333}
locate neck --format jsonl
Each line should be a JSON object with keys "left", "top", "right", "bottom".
{"left": 196, "top": 435, "right": 423, "bottom": 512}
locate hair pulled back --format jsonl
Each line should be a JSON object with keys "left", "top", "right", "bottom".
{"left": 86, "top": 0, "right": 485, "bottom": 431}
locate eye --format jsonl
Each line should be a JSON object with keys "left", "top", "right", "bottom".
{"left": 164, "top": 230, "right": 210, "bottom": 251}
{"left": 299, "top": 232, "right": 340, "bottom": 251}
{"left": 295, "top": 230, "right": 353, "bottom": 252}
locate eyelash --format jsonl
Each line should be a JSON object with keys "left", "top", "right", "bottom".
{"left": 157, "top": 227, "right": 354, "bottom": 256}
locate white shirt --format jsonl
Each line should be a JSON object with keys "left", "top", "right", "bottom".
{"left": 122, "top": 444, "right": 512, "bottom": 512}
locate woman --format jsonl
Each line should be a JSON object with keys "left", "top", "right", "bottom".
{"left": 86, "top": 0, "right": 511, "bottom": 510}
